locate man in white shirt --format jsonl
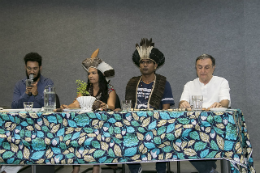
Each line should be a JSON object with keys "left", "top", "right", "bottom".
{"left": 179, "top": 54, "right": 230, "bottom": 109}
{"left": 179, "top": 54, "right": 231, "bottom": 173}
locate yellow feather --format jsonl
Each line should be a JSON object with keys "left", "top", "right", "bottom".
{"left": 91, "top": 49, "right": 99, "bottom": 59}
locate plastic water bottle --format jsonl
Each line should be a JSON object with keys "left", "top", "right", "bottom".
{"left": 44, "top": 85, "right": 56, "bottom": 112}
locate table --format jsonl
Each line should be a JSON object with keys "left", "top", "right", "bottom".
{"left": 0, "top": 109, "right": 255, "bottom": 173}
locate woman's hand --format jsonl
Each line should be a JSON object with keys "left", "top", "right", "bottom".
{"left": 54, "top": 104, "right": 68, "bottom": 112}
{"left": 61, "top": 104, "right": 69, "bottom": 109}
{"left": 99, "top": 101, "right": 109, "bottom": 110}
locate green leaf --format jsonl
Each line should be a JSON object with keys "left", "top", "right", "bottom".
{"left": 194, "top": 142, "right": 207, "bottom": 151}
{"left": 76, "top": 80, "right": 89, "bottom": 95}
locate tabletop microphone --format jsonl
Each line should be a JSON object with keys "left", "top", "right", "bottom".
{"left": 27, "top": 74, "right": 34, "bottom": 96}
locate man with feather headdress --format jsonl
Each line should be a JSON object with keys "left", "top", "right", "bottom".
{"left": 125, "top": 38, "right": 175, "bottom": 173}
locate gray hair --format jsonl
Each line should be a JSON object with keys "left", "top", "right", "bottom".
{"left": 195, "top": 54, "right": 215, "bottom": 67}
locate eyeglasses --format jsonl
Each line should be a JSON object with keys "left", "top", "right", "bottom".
{"left": 26, "top": 67, "right": 39, "bottom": 71}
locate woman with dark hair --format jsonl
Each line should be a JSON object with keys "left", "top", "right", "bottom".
{"left": 61, "top": 67, "right": 116, "bottom": 111}
{"left": 60, "top": 49, "right": 118, "bottom": 173}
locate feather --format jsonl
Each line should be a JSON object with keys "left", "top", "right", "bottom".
{"left": 91, "top": 49, "right": 99, "bottom": 59}
{"left": 136, "top": 38, "right": 154, "bottom": 60}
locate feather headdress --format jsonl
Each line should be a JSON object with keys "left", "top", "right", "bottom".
{"left": 132, "top": 38, "right": 165, "bottom": 67}
{"left": 82, "top": 49, "right": 115, "bottom": 77}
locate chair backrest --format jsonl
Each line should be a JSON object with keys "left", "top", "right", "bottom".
{"left": 115, "top": 94, "right": 121, "bottom": 109}
{"left": 56, "top": 94, "right": 61, "bottom": 108}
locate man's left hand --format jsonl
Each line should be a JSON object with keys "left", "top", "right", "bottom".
{"left": 209, "top": 102, "right": 222, "bottom": 108}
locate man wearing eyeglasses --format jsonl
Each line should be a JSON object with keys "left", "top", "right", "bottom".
{"left": 11, "top": 52, "right": 54, "bottom": 109}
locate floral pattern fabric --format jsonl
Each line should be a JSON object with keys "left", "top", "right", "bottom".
{"left": 0, "top": 110, "right": 255, "bottom": 173}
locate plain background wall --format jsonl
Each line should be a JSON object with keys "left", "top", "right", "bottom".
{"left": 0, "top": 0, "right": 259, "bottom": 160}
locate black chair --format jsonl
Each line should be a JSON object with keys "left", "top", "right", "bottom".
{"left": 115, "top": 94, "right": 121, "bottom": 109}
{"left": 56, "top": 94, "right": 60, "bottom": 108}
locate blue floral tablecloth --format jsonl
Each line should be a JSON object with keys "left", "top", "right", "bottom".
{"left": 0, "top": 109, "right": 255, "bottom": 173}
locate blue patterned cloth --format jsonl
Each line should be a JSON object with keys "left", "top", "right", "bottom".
{"left": 0, "top": 109, "right": 255, "bottom": 173}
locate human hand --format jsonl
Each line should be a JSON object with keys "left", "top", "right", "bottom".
{"left": 99, "top": 101, "right": 109, "bottom": 110}
{"left": 26, "top": 82, "right": 38, "bottom": 96}
{"left": 114, "top": 108, "right": 121, "bottom": 112}
{"left": 209, "top": 102, "right": 222, "bottom": 108}
{"left": 31, "top": 82, "right": 38, "bottom": 96}
{"left": 54, "top": 108, "right": 63, "bottom": 112}
{"left": 26, "top": 85, "right": 32, "bottom": 95}
{"left": 179, "top": 101, "right": 191, "bottom": 109}
{"left": 61, "top": 104, "right": 69, "bottom": 109}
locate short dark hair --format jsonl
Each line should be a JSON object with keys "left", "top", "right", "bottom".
{"left": 195, "top": 54, "right": 215, "bottom": 67}
{"left": 24, "top": 52, "right": 42, "bottom": 66}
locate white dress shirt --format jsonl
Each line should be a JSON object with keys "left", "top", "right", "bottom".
{"left": 180, "top": 76, "right": 231, "bottom": 108}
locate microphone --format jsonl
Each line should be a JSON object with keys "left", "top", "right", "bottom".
{"left": 26, "top": 74, "right": 34, "bottom": 96}
{"left": 29, "top": 74, "right": 34, "bottom": 80}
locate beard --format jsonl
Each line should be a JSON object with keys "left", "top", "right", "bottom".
{"left": 26, "top": 71, "right": 41, "bottom": 82}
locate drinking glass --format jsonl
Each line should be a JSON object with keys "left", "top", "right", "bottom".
{"left": 192, "top": 95, "right": 203, "bottom": 110}
{"left": 121, "top": 100, "right": 132, "bottom": 112}
{"left": 44, "top": 85, "right": 56, "bottom": 112}
{"left": 23, "top": 102, "right": 34, "bottom": 111}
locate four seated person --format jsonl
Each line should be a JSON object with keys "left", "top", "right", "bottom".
{"left": 6, "top": 49, "right": 232, "bottom": 173}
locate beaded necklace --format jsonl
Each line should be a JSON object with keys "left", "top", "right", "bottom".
{"left": 134, "top": 75, "right": 156, "bottom": 109}
{"left": 140, "top": 79, "right": 155, "bottom": 99}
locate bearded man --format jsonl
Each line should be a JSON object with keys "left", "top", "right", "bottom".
{"left": 11, "top": 52, "right": 54, "bottom": 109}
